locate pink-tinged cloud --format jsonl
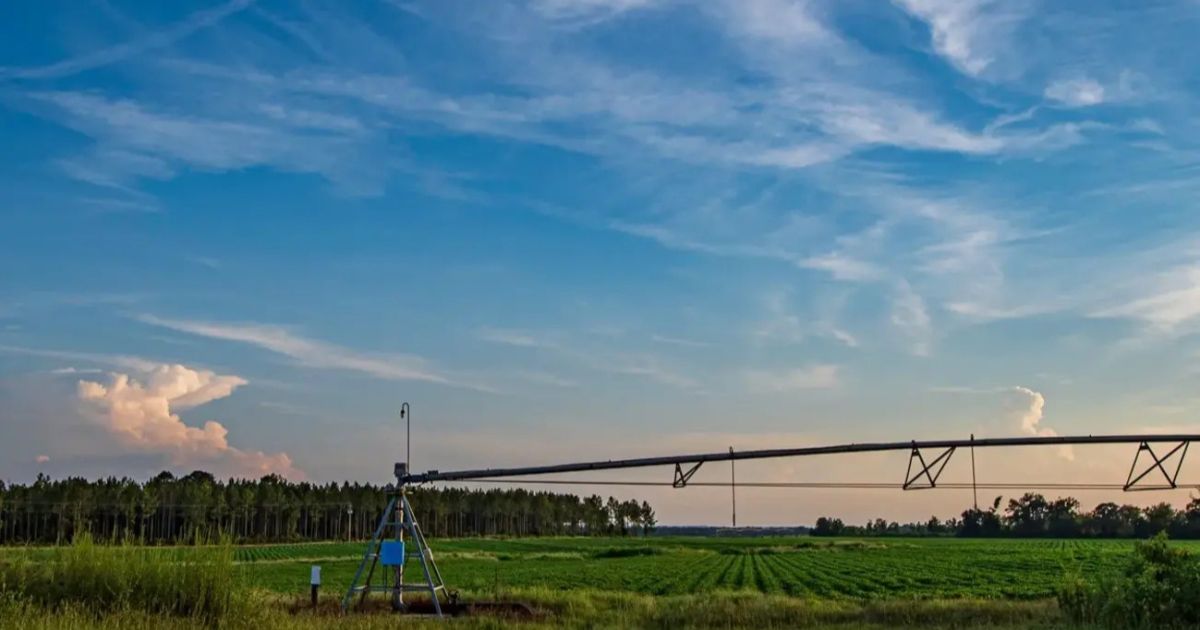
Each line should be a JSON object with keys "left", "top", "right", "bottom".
{"left": 1009, "top": 385, "right": 1074, "bottom": 461}
{"left": 77, "top": 363, "right": 304, "bottom": 479}
{"left": 35, "top": 455, "right": 49, "bottom": 464}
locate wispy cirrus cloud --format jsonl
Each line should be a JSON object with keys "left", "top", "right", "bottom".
{"left": 511, "top": 370, "right": 578, "bottom": 389}
{"left": 7, "top": 0, "right": 1200, "bottom": 518}
{"left": 531, "top": 0, "right": 662, "bottom": 27}
{"left": 890, "top": 280, "right": 933, "bottom": 357}
{"left": 893, "top": 0, "right": 1025, "bottom": 77}
{"left": 650, "top": 334, "right": 711, "bottom": 349}
{"left": 6, "top": 0, "right": 1093, "bottom": 207}
{"left": 608, "top": 356, "right": 697, "bottom": 389}
{"left": 27, "top": 90, "right": 387, "bottom": 196}
{"left": 1045, "top": 78, "right": 1106, "bottom": 107}
{"left": 137, "top": 314, "right": 461, "bottom": 387}
{"left": 476, "top": 327, "right": 555, "bottom": 349}
{"left": 0, "top": 344, "right": 161, "bottom": 373}
{"left": 477, "top": 324, "right": 698, "bottom": 389}
{"left": 1091, "top": 263, "right": 1200, "bottom": 330}
{"left": 0, "top": 0, "right": 254, "bottom": 80}
{"left": 6, "top": 4, "right": 1192, "bottom": 365}
{"left": 751, "top": 290, "right": 859, "bottom": 349}
{"left": 743, "top": 364, "right": 840, "bottom": 392}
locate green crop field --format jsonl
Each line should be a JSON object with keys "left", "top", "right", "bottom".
{"left": 4, "top": 534, "right": 1185, "bottom": 599}
{"left": 231, "top": 535, "right": 1200, "bottom": 600}
{"left": 4, "top": 535, "right": 1199, "bottom": 628}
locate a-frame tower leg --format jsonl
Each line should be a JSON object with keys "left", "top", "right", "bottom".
{"left": 342, "top": 471, "right": 449, "bottom": 616}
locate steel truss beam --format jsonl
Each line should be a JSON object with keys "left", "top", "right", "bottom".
{"left": 903, "top": 444, "right": 955, "bottom": 490}
{"left": 673, "top": 461, "right": 703, "bottom": 488}
{"left": 401, "top": 434, "right": 1200, "bottom": 486}
{"left": 1125, "top": 441, "right": 1190, "bottom": 491}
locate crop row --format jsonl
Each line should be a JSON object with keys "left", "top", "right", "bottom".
{"left": 220, "top": 536, "right": 1200, "bottom": 599}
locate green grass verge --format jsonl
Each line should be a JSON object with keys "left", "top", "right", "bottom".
{"left": 0, "top": 589, "right": 1083, "bottom": 629}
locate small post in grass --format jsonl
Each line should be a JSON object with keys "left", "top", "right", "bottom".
{"left": 310, "top": 565, "right": 321, "bottom": 610}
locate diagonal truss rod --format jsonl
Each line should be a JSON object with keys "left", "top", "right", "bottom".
{"left": 673, "top": 461, "right": 703, "bottom": 488}
{"left": 1125, "top": 441, "right": 1191, "bottom": 491}
{"left": 903, "top": 444, "right": 955, "bottom": 490}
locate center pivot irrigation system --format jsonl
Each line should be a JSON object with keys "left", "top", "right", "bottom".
{"left": 343, "top": 409, "right": 1200, "bottom": 617}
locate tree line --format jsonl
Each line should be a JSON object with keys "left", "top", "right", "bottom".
{"left": 0, "top": 472, "right": 656, "bottom": 545}
{"left": 813, "top": 493, "right": 1200, "bottom": 538}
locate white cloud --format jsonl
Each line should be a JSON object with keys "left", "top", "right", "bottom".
{"left": 475, "top": 323, "right": 697, "bottom": 390}
{"left": 610, "top": 357, "right": 697, "bottom": 389}
{"left": 1092, "top": 264, "right": 1200, "bottom": 330}
{"left": 1011, "top": 385, "right": 1046, "bottom": 434}
{"left": 513, "top": 370, "right": 578, "bottom": 388}
{"left": 1045, "top": 78, "right": 1106, "bottom": 107}
{"left": 0, "top": 0, "right": 253, "bottom": 80}
{"left": 532, "top": 0, "right": 660, "bottom": 25}
{"left": 890, "top": 280, "right": 932, "bottom": 356}
{"left": 1131, "top": 118, "right": 1164, "bottom": 135}
{"left": 752, "top": 290, "right": 859, "bottom": 349}
{"left": 32, "top": 91, "right": 385, "bottom": 195}
{"left": 1008, "top": 385, "right": 1073, "bottom": 461}
{"left": 0, "top": 344, "right": 162, "bottom": 373}
{"left": 77, "top": 363, "right": 304, "bottom": 478}
{"left": 35, "top": 455, "right": 50, "bottom": 464}
{"left": 830, "top": 329, "right": 860, "bottom": 348}
{"left": 744, "top": 365, "right": 840, "bottom": 392}
{"left": 650, "top": 334, "right": 711, "bottom": 348}
{"left": 49, "top": 366, "right": 104, "bottom": 375}
{"left": 893, "top": 0, "right": 1017, "bottom": 77}
{"left": 186, "top": 256, "right": 222, "bottom": 270}
{"left": 477, "top": 327, "right": 552, "bottom": 348}
{"left": 817, "top": 101, "right": 1009, "bottom": 154}
{"left": 596, "top": 176, "right": 1041, "bottom": 348}
{"left": 9, "top": 0, "right": 1088, "bottom": 219}
{"left": 608, "top": 219, "right": 817, "bottom": 270}
{"left": 945, "top": 300, "right": 1050, "bottom": 321}
{"left": 801, "top": 252, "right": 882, "bottom": 282}
{"left": 138, "top": 314, "right": 456, "bottom": 386}
{"left": 716, "top": 0, "right": 835, "bottom": 46}
{"left": 933, "top": 384, "right": 1075, "bottom": 460}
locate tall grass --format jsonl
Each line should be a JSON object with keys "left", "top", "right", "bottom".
{"left": 0, "top": 534, "right": 241, "bottom": 621}
{"left": 0, "top": 589, "right": 1076, "bottom": 629}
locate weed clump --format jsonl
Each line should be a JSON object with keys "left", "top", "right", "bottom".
{"left": 1058, "top": 532, "right": 1200, "bottom": 628}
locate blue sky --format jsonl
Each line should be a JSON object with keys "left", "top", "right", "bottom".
{"left": 4, "top": 0, "right": 1200, "bottom": 524}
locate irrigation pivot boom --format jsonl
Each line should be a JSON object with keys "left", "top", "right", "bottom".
{"left": 401, "top": 434, "right": 1200, "bottom": 492}
{"left": 344, "top": 433, "right": 1199, "bottom": 615}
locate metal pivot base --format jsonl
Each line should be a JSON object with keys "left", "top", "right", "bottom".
{"left": 903, "top": 442, "right": 955, "bottom": 490}
{"left": 342, "top": 486, "right": 449, "bottom": 617}
{"left": 1125, "top": 441, "right": 1190, "bottom": 491}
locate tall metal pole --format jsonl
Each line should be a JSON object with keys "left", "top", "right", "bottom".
{"left": 730, "top": 446, "right": 736, "bottom": 528}
{"left": 970, "top": 433, "right": 978, "bottom": 510}
{"left": 401, "top": 402, "right": 411, "bottom": 471}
